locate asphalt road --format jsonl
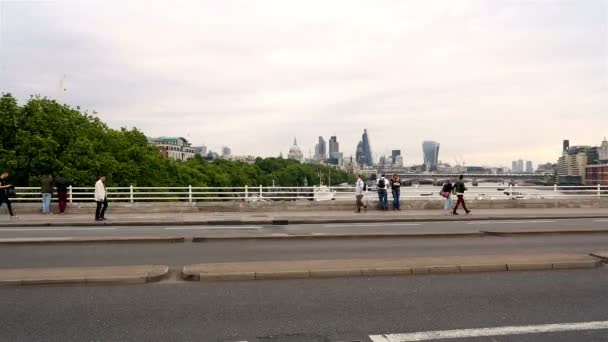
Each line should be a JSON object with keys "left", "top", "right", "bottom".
{"left": 0, "top": 217, "right": 607, "bottom": 238}
{"left": 1, "top": 269, "right": 607, "bottom": 341}
{"left": 0, "top": 234, "right": 607, "bottom": 268}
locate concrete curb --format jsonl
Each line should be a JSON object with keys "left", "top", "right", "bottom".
{"left": 192, "top": 232, "right": 484, "bottom": 242}
{"left": 2, "top": 214, "right": 608, "bottom": 228}
{"left": 0, "top": 236, "right": 185, "bottom": 245}
{"left": 181, "top": 255, "right": 601, "bottom": 281}
{"left": 483, "top": 229, "right": 608, "bottom": 236}
{"left": 0, "top": 265, "right": 170, "bottom": 286}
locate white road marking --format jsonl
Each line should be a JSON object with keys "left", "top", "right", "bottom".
{"left": 324, "top": 223, "right": 421, "bottom": 228}
{"left": 164, "top": 226, "right": 262, "bottom": 230}
{"left": 0, "top": 227, "right": 116, "bottom": 231}
{"left": 369, "top": 320, "right": 608, "bottom": 341}
{"left": 595, "top": 219, "right": 608, "bottom": 222}
{"left": 467, "top": 220, "right": 555, "bottom": 225}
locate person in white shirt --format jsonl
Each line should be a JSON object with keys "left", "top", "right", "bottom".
{"left": 94, "top": 175, "right": 108, "bottom": 221}
{"left": 376, "top": 174, "right": 389, "bottom": 210}
{"left": 355, "top": 175, "right": 365, "bottom": 213}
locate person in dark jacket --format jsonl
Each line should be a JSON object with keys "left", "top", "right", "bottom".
{"left": 0, "top": 171, "right": 16, "bottom": 217}
{"left": 391, "top": 174, "right": 401, "bottom": 210}
{"left": 40, "top": 174, "right": 54, "bottom": 214}
{"left": 452, "top": 175, "right": 471, "bottom": 215}
{"left": 55, "top": 176, "right": 70, "bottom": 214}
{"left": 440, "top": 180, "right": 454, "bottom": 214}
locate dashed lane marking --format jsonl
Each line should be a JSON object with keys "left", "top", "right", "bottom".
{"left": 466, "top": 220, "right": 555, "bottom": 225}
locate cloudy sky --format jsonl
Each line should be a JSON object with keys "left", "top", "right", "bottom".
{"left": 1, "top": 0, "right": 607, "bottom": 167}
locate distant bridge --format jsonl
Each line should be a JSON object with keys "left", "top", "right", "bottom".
{"left": 358, "top": 170, "right": 551, "bottom": 185}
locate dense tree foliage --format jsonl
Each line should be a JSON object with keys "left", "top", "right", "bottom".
{"left": 0, "top": 94, "right": 354, "bottom": 187}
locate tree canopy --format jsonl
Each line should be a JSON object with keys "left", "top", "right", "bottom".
{"left": 0, "top": 94, "right": 354, "bottom": 187}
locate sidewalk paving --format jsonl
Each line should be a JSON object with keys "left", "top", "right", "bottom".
{"left": 1, "top": 208, "right": 608, "bottom": 227}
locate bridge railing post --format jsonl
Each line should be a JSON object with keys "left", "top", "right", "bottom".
{"left": 508, "top": 184, "right": 513, "bottom": 200}
{"left": 598, "top": 184, "right": 601, "bottom": 198}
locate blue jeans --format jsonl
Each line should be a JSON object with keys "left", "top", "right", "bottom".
{"left": 444, "top": 196, "right": 453, "bottom": 210}
{"left": 42, "top": 193, "right": 51, "bottom": 213}
{"left": 378, "top": 190, "right": 388, "bottom": 209}
{"left": 392, "top": 190, "right": 400, "bottom": 209}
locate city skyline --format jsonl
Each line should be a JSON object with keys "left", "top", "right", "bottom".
{"left": 1, "top": 1, "right": 606, "bottom": 165}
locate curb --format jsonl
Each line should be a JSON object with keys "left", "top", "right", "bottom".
{"left": 192, "top": 232, "right": 484, "bottom": 242}
{"left": 0, "top": 236, "right": 185, "bottom": 245}
{"left": 181, "top": 256, "right": 602, "bottom": 281}
{"left": 482, "top": 229, "right": 608, "bottom": 236}
{"left": 1, "top": 214, "right": 608, "bottom": 228}
{"left": 590, "top": 252, "right": 608, "bottom": 261}
{"left": 0, "top": 265, "right": 170, "bottom": 286}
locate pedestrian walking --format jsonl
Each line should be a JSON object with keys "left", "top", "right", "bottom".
{"left": 355, "top": 174, "right": 365, "bottom": 213}
{"left": 55, "top": 176, "right": 70, "bottom": 214}
{"left": 376, "top": 174, "right": 389, "bottom": 210}
{"left": 0, "top": 171, "right": 16, "bottom": 217}
{"left": 391, "top": 174, "right": 401, "bottom": 210}
{"left": 452, "top": 175, "right": 471, "bottom": 215}
{"left": 94, "top": 175, "right": 108, "bottom": 221}
{"left": 440, "top": 180, "right": 454, "bottom": 215}
{"left": 40, "top": 174, "right": 53, "bottom": 214}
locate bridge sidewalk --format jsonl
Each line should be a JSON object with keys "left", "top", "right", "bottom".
{"left": 1, "top": 208, "right": 608, "bottom": 227}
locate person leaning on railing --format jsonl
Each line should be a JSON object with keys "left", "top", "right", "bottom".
{"left": 0, "top": 171, "right": 16, "bottom": 217}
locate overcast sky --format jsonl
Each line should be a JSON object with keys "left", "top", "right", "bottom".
{"left": 1, "top": 0, "right": 607, "bottom": 166}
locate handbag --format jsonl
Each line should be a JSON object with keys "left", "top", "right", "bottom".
{"left": 7, "top": 188, "right": 16, "bottom": 198}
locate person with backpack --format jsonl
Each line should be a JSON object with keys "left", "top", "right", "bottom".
{"left": 0, "top": 171, "right": 16, "bottom": 217}
{"left": 440, "top": 179, "right": 454, "bottom": 215}
{"left": 355, "top": 174, "right": 365, "bottom": 213}
{"left": 391, "top": 174, "right": 401, "bottom": 210}
{"left": 376, "top": 174, "right": 389, "bottom": 211}
{"left": 452, "top": 175, "right": 471, "bottom": 215}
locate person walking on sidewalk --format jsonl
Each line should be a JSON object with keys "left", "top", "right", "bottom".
{"left": 391, "top": 174, "right": 401, "bottom": 210}
{"left": 0, "top": 171, "right": 16, "bottom": 217}
{"left": 452, "top": 175, "right": 471, "bottom": 215}
{"left": 55, "top": 175, "right": 70, "bottom": 214}
{"left": 440, "top": 179, "right": 454, "bottom": 215}
{"left": 94, "top": 175, "right": 108, "bottom": 221}
{"left": 40, "top": 174, "right": 54, "bottom": 214}
{"left": 355, "top": 174, "right": 365, "bottom": 213}
{"left": 376, "top": 174, "right": 389, "bottom": 211}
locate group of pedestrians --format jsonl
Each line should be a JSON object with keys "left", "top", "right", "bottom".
{"left": 355, "top": 174, "right": 471, "bottom": 215}
{"left": 0, "top": 171, "right": 109, "bottom": 221}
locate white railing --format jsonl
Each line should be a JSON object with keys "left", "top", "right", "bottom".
{"left": 6, "top": 184, "right": 608, "bottom": 202}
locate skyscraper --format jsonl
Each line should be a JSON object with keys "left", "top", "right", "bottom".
{"left": 517, "top": 159, "right": 524, "bottom": 173}
{"left": 525, "top": 161, "right": 533, "bottom": 173}
{"left": 329, "top": 136, "right": 339, "bottom": 157}
{"left": 314, "top": 136, "right": 327, "bottom": 161}
{"left": 356, "top": 129, "right": 373, "bottom": 167}
{"left": 391, "top": 150, "right": 403, "bottom": 167}
{"left": 422, "top": 141, "right": 440, "bottom": 172}
{"left": 599, "top": 138, "right": 608, "bottom": 162}
{"left": 563, "top": 139, "right": 570, "bottom": 152}
{"left": 511, "top": 161, "right": 518, "bottom": 173}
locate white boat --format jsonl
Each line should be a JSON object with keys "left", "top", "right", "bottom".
{"left": 313, "top": 185, "right": 336, "bottom": 201}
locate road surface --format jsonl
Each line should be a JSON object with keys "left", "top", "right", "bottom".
{"left": 1, "top": 269, "right": 607, "bottom": 341}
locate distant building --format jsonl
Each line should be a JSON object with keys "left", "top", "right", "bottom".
{"left": 557, "top": 145, "right": 598, "bottom": 184}
{"left": 563, "top": 139, "right": 570, "bottom": 152}
{"left": 356, "top": 129, "right": 373, "bottom": 167}
{"left": 586, "top": 164, "right": 608, "bottom": 185}
{"left": 206, "top": 151, "right": 220, "bottom": 160}
{"left": 511, "top": 161, "right": 518, "bottom": 173}
{"left": 536, "top": 163, "right": 557, "bottom": 175}
{"left": 221, "top": 147, "right": 231, "bottom": 157}
{"left": 525, "top": 161, "right": 533, "bottom": 173}
{"left": 149, "top": 137, "right": 195, "bottom": 161}
{"left": 329, "top": 136, "right": 339, "bottom": 156}
{"left": 517, "top": 159, "right": 524, "bottom": 173}
{"left": 193, "top": 146, "right": 207, "bottom": 157}
{"left": 287, "top": 138, "right": 304, "bottom": 162}
{"left": 314, "top": 136, "right": 327, "bottom": 161}
{"left": 422, "top": 141, "right": 440, "bottom": 172}
{"left": 600, "top": 138, "right": 608, "bottom": 162}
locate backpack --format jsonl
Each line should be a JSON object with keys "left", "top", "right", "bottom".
{"left": 377, "top": 178, "right": 386, "bottom": 189}
{"left": 363, "top": 183, "right": 367, "bottom": 191}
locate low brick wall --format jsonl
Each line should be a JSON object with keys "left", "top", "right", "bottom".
{"left": 2, "top": 197, "right": 608, "bottom": 214}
